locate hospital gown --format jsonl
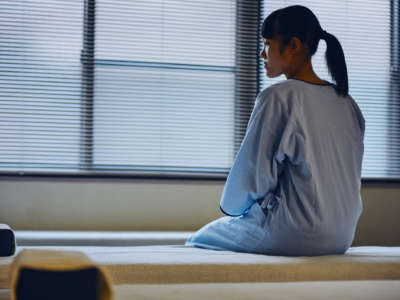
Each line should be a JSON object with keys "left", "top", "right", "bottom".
{"left": 185, "top": 78, "right": 365, "bottom": 256}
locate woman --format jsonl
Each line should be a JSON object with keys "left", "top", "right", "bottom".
{"left": 185, "top": 5, "right": 365, "bottom": 256}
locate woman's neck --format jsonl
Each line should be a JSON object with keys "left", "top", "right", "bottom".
{"left": 285, "top": 59, "right": 326, "bottom": 84}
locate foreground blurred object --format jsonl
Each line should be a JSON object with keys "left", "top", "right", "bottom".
{"left": 9, "top": 249, "right": 112, "bottom": 300}
{"left": 0, "top": 225, "right": 16, "bottom": 257}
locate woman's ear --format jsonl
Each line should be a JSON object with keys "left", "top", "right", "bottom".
{"left": 290, "top": 37, "right": 302, "bottom": 52}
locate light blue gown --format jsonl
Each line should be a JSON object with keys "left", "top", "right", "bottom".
{"left": 185, "top": 79, "right": 365, "bottom": 256}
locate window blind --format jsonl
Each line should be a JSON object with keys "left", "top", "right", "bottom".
{"left": 93, "top": 0, "right": 237, "bottom": 174}
{"left": 1, "top": 0, "right": 398, "bottom": 180}
{"left": 0, "top": 0, "right": 261, "bottom": 177}
{"left": 0, "top": 0, "right": 83, "bottom": 172}
{"left": 261, "top": 0, "right": 400, "bottom": 179}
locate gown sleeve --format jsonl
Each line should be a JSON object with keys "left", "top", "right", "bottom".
{"left": 219, "top": 87, "right": 289, "bottom": 216}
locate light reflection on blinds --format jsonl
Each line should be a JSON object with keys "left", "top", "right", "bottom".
{"left": 260, "top": 1, "right": 399, "bottom": 179}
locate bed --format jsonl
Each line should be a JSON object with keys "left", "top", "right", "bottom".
{"left": 1, "top": 231, "right": 399, "bottom": 299}
{"left": 1, "top": 244, "right": 400, "bottom": 299}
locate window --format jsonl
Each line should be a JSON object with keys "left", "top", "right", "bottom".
{"left": 92, "top": 0, "right": 237, "bottom": 173}
{"left": 0, "top": 0, "right": 260, "bottom": 177}
{"left": 0, "top": 0, "right": 398, "bottom": 180}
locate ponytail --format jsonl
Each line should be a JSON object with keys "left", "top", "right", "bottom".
{"left": 322, "top": 30, "right": 349, "bottom": 97}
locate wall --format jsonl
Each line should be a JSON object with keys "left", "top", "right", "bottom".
{"left": 0, "top": 177, "right": 399, "bottom": 246}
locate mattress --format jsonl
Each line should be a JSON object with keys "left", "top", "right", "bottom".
{"left": 1, "top": 245, "right": 400, "bottom": 288}
{"left": 1, "top": 281, "right": 400, "bottom": 300}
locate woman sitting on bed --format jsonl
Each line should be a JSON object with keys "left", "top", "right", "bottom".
{"left": 185, "top": 5, "right": 365, "bottom": 256}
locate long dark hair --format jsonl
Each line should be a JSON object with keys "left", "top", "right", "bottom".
{"left": 262, "top": 5, "right": 349, "bottom": 97}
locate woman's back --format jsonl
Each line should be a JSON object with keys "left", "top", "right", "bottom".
{"left": 258, "top": 79, "right": 365, "bottom": 255}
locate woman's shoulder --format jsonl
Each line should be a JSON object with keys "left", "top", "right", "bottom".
{"left": 260, "top": 79, "right": 339, "bottom": 100}
{"left": 257, "top": 80, "right": 304, "bottom": 104}
{"left": 260, "top": 79, "right": 309, "bottom": 95}
{"left": 258, "top": 80, "right": 290, "bottom": 99}
{"left": 261, "top": 79, "right": 290, "bottom": 92}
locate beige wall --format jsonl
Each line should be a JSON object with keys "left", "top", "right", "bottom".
{"left": 354, "top": 183, "right": 400, "bottom": 246}
{"left": 0, "top": 177, "right": 399, "bottom": 246}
